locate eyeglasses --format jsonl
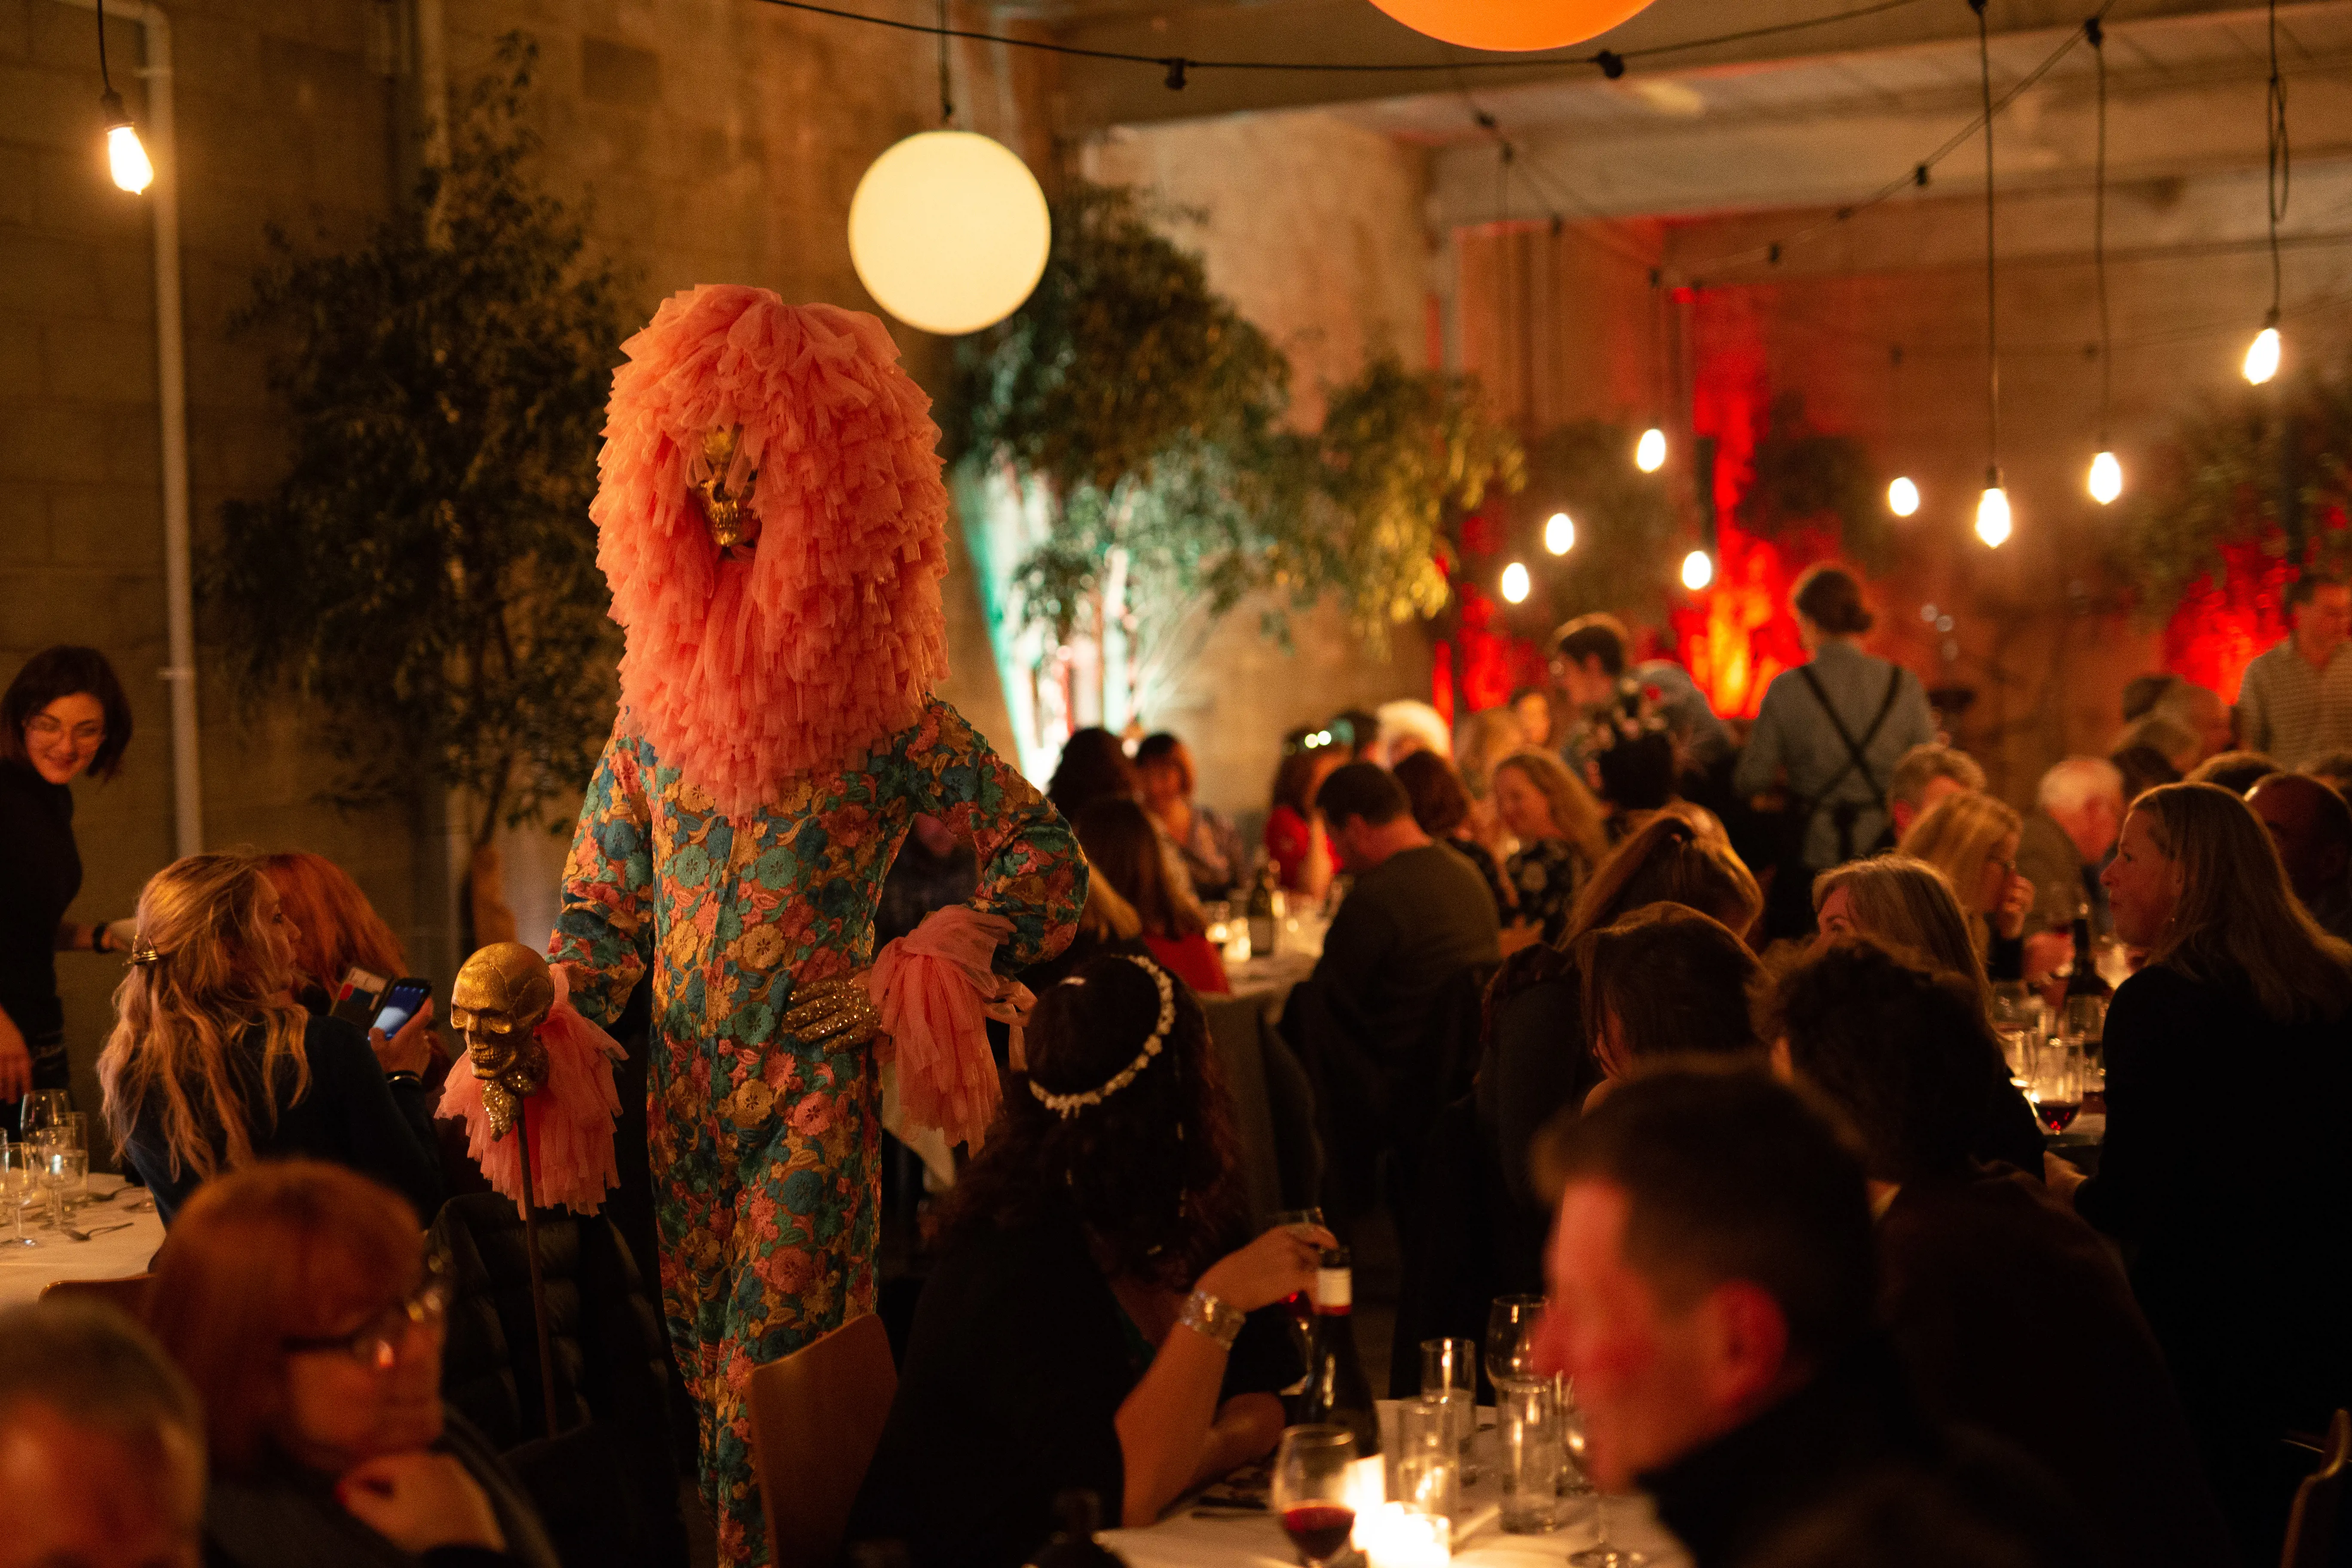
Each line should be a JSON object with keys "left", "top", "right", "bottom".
{"left": 282, "top": 1266, "right": 452, "bottom": 1370}
{"left": 24, "top": 715, "right": 105, "bottom": 747}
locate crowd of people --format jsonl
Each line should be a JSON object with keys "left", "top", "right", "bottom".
{"left": 7, "top": 555, "right": 2352, "bottom": 1568}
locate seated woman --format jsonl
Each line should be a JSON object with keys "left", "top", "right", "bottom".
{"left": 98, "top": 852, "right": 443, "bottom": 1225}
{"left": 1073, "top": 798, "right": 1230, "bottom": 996}
{"left": 850, "top": 953, "right": 1326, "bottom": 1567}
{"left": 1576, "top": 903, "right": 1764, "bottom": 1097}
{"left": 262, "top": 851, "right": 442, "bottom": 1081}
{"left": 1136, "top": 732, "right": 1244, "bottom": 902}
{"left": 1393, "top": 750, "right": 1512, "bottom": 922}
{"left": 1491, "top": 749, "right": 1611, "bottom": 948}
{"left": 1809, "top": 855, "right": 2047, "bottom": 1174}
{"left": 146, "top": 1159, "right": 561, "bottom": 1568}
{"left": 2049, "top": 781, "right": 2352, "bottom": 1565}
{"left": 1896, "top": 791, "right": 2034, "bottom": 981}
{"left": 1265, "top": 726, "right": 1342, "bottom": 901}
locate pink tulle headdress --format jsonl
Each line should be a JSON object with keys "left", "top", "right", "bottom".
{"left": 594, "top": 285, "right": 952, "bottom": 809}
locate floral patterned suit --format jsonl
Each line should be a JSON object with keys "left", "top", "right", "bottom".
{"left": 551, "top": 696, "right": 1084, "bottom": 1565}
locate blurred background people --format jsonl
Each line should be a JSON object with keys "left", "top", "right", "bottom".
{"left": 1886, "top": 743, "right": 1985, "bottom": 839}
{"left": 1896, "top": 792, "right": 2034, "bottom": 980}
{"left": 1492, "top": 749, "right": 1610, "bottom": 948}
{"left": 1135, "top": 732, "right": 1244, "bottom": 901}
{"left": 2017, "top": 757, "right": 2125, "bottom": 937}
{"left": 2245, "top": 771, "right": 2352, "bottom": 938}
{"left": 1393, "top": 749, "right": 1513, "bottom": 922}
{"left": 1073, "top": 798, "right": 1229, "bottom": 997}
{"left": 1265, "top": 725, "right": 1343, "bottom": 900}
{"left": 1044, "top": 727, "right": 1136, "bottom": 821}
{"left": 2236, "top": 570, "right": 2352, "bottom": 769}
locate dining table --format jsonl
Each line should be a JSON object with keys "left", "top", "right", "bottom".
{"left": 0, "top": 1175, "right": 163, "bottom": 1307}
{"left": 1103, "top": 1401, "right": 1691, "bottom": 1568}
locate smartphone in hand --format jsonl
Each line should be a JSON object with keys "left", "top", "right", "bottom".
{"left": 369, "top": 978, "right": 432, "bottom": 1038}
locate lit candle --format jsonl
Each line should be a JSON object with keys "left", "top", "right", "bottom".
{"left": 1355, "top": 1502, "right": 1450, "bottom": 1568}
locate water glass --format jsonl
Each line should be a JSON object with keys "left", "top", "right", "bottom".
{"left": 0, "top": 1142, "right": 39, "bottom": 1248}
{"left": 1989, "top": 983, "right": 2043, "bottom": 1077}
{"left": 37, "top": 1145, "right": 86, "bottom": 1231}
{"left": 1486, "top": 1294, "right": 1545, "bottom": 1392}
{"left": 1498, "top": 1378, "right": 1565, "bottom": 1533}
{"left": 1393, "top": 1398, "right": 1462, "bottom": 1524}
{"left": 19, "top": 1089, "right": 70, "bottom": 1142}
{"left": 1419, "top": 1338, "right": 1478, "bottom": 1470}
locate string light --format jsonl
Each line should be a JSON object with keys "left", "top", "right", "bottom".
{"left": 847, "top": 131, "right": 1050, "bottom": 335}
{"left": 1680, "top": 550, "right": 1713, "bottom": 591}
{"left": 1367, "top": 0, "right": 1655, "bottom": 53}
{"left": 1544, "top": 512, "right": 1574, "bottom": 554}
{"left": 2087, "top": 18, "right": 2119, "bottom": 504}
{"left": 1888, "top": 476, "right": 1920, "bottom": 517}
{"left": 2245, "top": 0, "right": 2288, "bottom": 385}
{"left": 1501, "top": 561, "right": 1532, "bottom": 603}
{"left": 95, "top": 0, "right": 150, "bottom": 195}
{"left": 1975, "top": 479, "right": 2012, "bottom": 548}
{"left": 1885, "top": 346, "right": 1917, "bottom": 517}
{"left": 1635, "top": 428, "right": 1667, "bottom": 473}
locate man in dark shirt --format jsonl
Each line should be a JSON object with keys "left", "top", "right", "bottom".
{"left": 1285, "top": 763, "right": 1499, "bottom": 1228}
{"left": 1529, "top": 1071, "right": 2081, "bottom": 1568}
{"left": 2246, "top": 772, "right": 2352, "bottom": 939}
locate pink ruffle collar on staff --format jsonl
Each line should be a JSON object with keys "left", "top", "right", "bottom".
{"left": 869, "top": 904, "right": 1018, "bottom": 1153}
{"left": 438, "top": 966, "right": 625, "bottom": 1218}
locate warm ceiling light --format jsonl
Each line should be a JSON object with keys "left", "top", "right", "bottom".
{"left": 1887, "top": 476, "right": 1920, "bottom": 517}
{"left": 1365, "top": 0, "right": 1655, "bottom": 52}
{"left": 1975, "top": 484, "right": 2012, "bottom": 548}
{"left": 2088, "top": 450, "right": 2123, "bottom": 505}
{"left": 2244, "top": 322, "right": 2282, "bottom": 386}
{"left": 1680, "top": 549, "right": 1713, "bottom": 591}
{"left": 848, "top": 131, "right": 1051, "bottom": 336}
{"left": 1635, "top": 428, "right": 1667, "bottom": 473}
{"left": 101, "top": 92, "right": 150, "bottom": 193}
{"left": 1500, "top": 561, "right": 1531, "bottom": 603}
{"left": 1544, "top": 511, "right": 1574, "bottom": 554}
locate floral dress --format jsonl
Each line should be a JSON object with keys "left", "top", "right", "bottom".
{"left": 1508, "top": 836, "right": 1585, "bottom": 946}
{"left": 550, "top": 697, "right": 1084, "bottom": 1566}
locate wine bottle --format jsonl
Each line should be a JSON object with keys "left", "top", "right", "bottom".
{"left": 1023, "top": 1490, "right": 1128, "bottom": 1567}
{"left": 2066, "top": 905, "right": 2112, "bottom": 1001}
{"left": 1302, "top": 1246, "right": 1381, "bottom": 1456}
{"left": 1246, "top": 861, "right": 1282, "bottom": 959}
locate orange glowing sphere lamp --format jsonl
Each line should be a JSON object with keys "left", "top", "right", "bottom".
{"left": 1366, "top": 0, "right": 1656, "bottom": 51}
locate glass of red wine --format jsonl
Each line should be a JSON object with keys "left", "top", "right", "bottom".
{"left": 1272, "top": 1424, "right": 1358, "bottom": 1568}
{"left": 2028, "top": 1039, "right": 2085, "bottom": 1135}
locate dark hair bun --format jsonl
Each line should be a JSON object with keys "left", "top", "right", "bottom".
{"left": 1793, "top": 565, "right": 1874, "bottom": 637}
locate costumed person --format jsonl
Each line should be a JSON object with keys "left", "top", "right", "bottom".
{"left": 548, "top": 285, "right": 1086, "bottom": 1566}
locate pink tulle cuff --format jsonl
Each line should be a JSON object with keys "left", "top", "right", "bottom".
{"left": 868, "top": 905, "right": 1012, "bottom": 1152}
{"left": 438, "top": 968, "right": 624, "bottom": 1217}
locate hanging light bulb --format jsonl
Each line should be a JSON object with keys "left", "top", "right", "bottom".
{"left": 848, "top": 131, "right": 1051, "bottom": 335}
{"left": 1887, "top": 476, "right": 1920, "bottom": 517}
{"left": 1366, "top": 0, "right": 1656, "bottom": 52}
{"left": 1635, "top": 428, "right": 1668, "bottom": 473}
{"left": 2244, "top": 317, "right": 2282, "bottom": 385}
{"left": 1975, "top": 476, "right": 2012, "bottom": 548}
{"left": 1680, "top": 549, "right": 1713, "bottom": 591}
{"left": 2088, "top": 450, "right": 2123, "bottom": 505}
{"left": 1544, "top": 511, "right": 1574, "bottom": 554}
{"left": 1500, "top": 561, "right": 1531, "bottom": 603}
{"left": 101, "top": 91, "right": 150, "bottom": 194}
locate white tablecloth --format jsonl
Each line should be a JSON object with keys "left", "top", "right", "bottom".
{"left": 0, "top": 1178, "right": 164, "bottom": 1307}
{"left": 1104, "top": 1405, "right": 1690, "bottom": 1568}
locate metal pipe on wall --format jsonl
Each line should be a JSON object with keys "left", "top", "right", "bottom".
{"left": 56, "top": 0, "right": 200, "bottom": 858}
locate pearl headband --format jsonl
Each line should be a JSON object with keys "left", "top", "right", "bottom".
{"left": 1028, "top": 955, "right": 1177, "bottom": 1119}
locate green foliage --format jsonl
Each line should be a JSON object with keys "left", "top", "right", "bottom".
{"left": 1736, "top": 393, "right": 1890, "bottom": 572}
{"left": 1516, "top": 420, "right": 1677, "bottom": 623}
{"left": 205, "top": 37, "right": 629, "bottom": 839}
{"left": 2117, "top": 362, "right": 2352, "bottom": 614}
{"left": 956, "top": 185, "right": 1521, "bottom": 660}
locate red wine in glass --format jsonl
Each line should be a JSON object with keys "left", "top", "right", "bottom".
{"left": 2037, "top": 1099, "right": 2080, "bottom": 1134}
{"left": 1281, "top": 1504, "right": 1355, "bottom": 1562}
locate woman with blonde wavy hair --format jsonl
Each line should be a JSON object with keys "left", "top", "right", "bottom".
{"left": 1896, "top": 790, "right": 2035, "bottom": 979}
{"left": 1492, "top": 748, "right": 1611, "bottom": 947}
{"left": 99, "top": 852, "right": 442, "bottom": 1226}
{"left": 2050, "top": 783, "right": 2352, "bottom": 1562}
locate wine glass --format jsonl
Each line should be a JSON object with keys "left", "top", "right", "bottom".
{"left": 19, "top": 1089, "right": 70, "bottom": 1142}
{"left": 1487, "top": 1293, "right": 1545, "bottom": 1392}
{"left": 1271, "top": 1425, "right": 1359, "bottom": 1568}
{"left": 0, "top": 1142, "right": 40, "bottom": 1248}
{"left": 1562, "top": 1390, "right": 1648, "bottom": 1568}
{"left": 2027, "top": 1039, "right": 2085, "bottom": 1135}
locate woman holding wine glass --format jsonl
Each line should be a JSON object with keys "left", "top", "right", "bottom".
{"left": 2050, "top": 781, "right": 2352, "bottom": 1565}
{"left": 850, "top": 952, "right": 1330, "bottom": 1568}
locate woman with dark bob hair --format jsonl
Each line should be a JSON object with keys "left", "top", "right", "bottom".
{"left": 145, "top": 1159, "right": 560, "bottom": 1568}
{"left": 1, "top": 644, "right": 136, "bottom": 1108}
{"left": 851, "top": 952, "right": 1328, "bottom": 1566}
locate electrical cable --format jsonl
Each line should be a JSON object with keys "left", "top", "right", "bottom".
{"left": 937, "top": 0, "right": 953, "bottom": 125}
{"left": 1975, "top": 0, "right": 1999, "bottom": 484}
{"left": 2092, "top": 15, "right": 2110, "bottom": 448}
{"left": 2264, "top": 0, "right": 2289, "bottom": 325}
{"left": 747, "top": 0, "right": 1936, "bottom": 81}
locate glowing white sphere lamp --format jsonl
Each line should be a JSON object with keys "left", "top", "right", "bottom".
{"left": 102, "top": 92, "right": 151, "bottom": 193}
{"left": 1680, "top": 549, "right": 1714, "bottom": 591}
{"left": 1635, "top": 427, "right": 1668, "bottom": 473}
{"left": 1887, "top": 476, "right": 1920, "bottom": 518}
{"left": 1366, "top": 0, "right": 1655, "bottom": 51}
{"left": 1500, "top": 561, "right": 1532, "bottom": 604}
{"left": 1544, "top": 511, "right": 1575, "bottom": 554}
{"left": 848, "top": 131, "right": 1051, "bottom": 336}
{"left": 2088, "top": 450, "right": 2123, "bottom": 506}
{"left": 2244, "top": 319, "right": 2282, "bottom": 386}
{"left": 1975, "top": 482, "right": 2012, "bottom": 548}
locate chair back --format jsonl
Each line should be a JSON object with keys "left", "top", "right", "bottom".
{"left": 40, "top": 1272, "right": 155, "bottom": 1318}
{"left": 749, "top": 1312, "right": 897, "bottom": 1568}
{"left": 2283, "top": 1408, "right": 2352, "bottom": 1568}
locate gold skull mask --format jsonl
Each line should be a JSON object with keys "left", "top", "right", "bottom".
{"left": 686, "top": 425, "right": 762, "bottom": 549}
{"left": 450, "top": 943, "right": 557, "bottom": 1139}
